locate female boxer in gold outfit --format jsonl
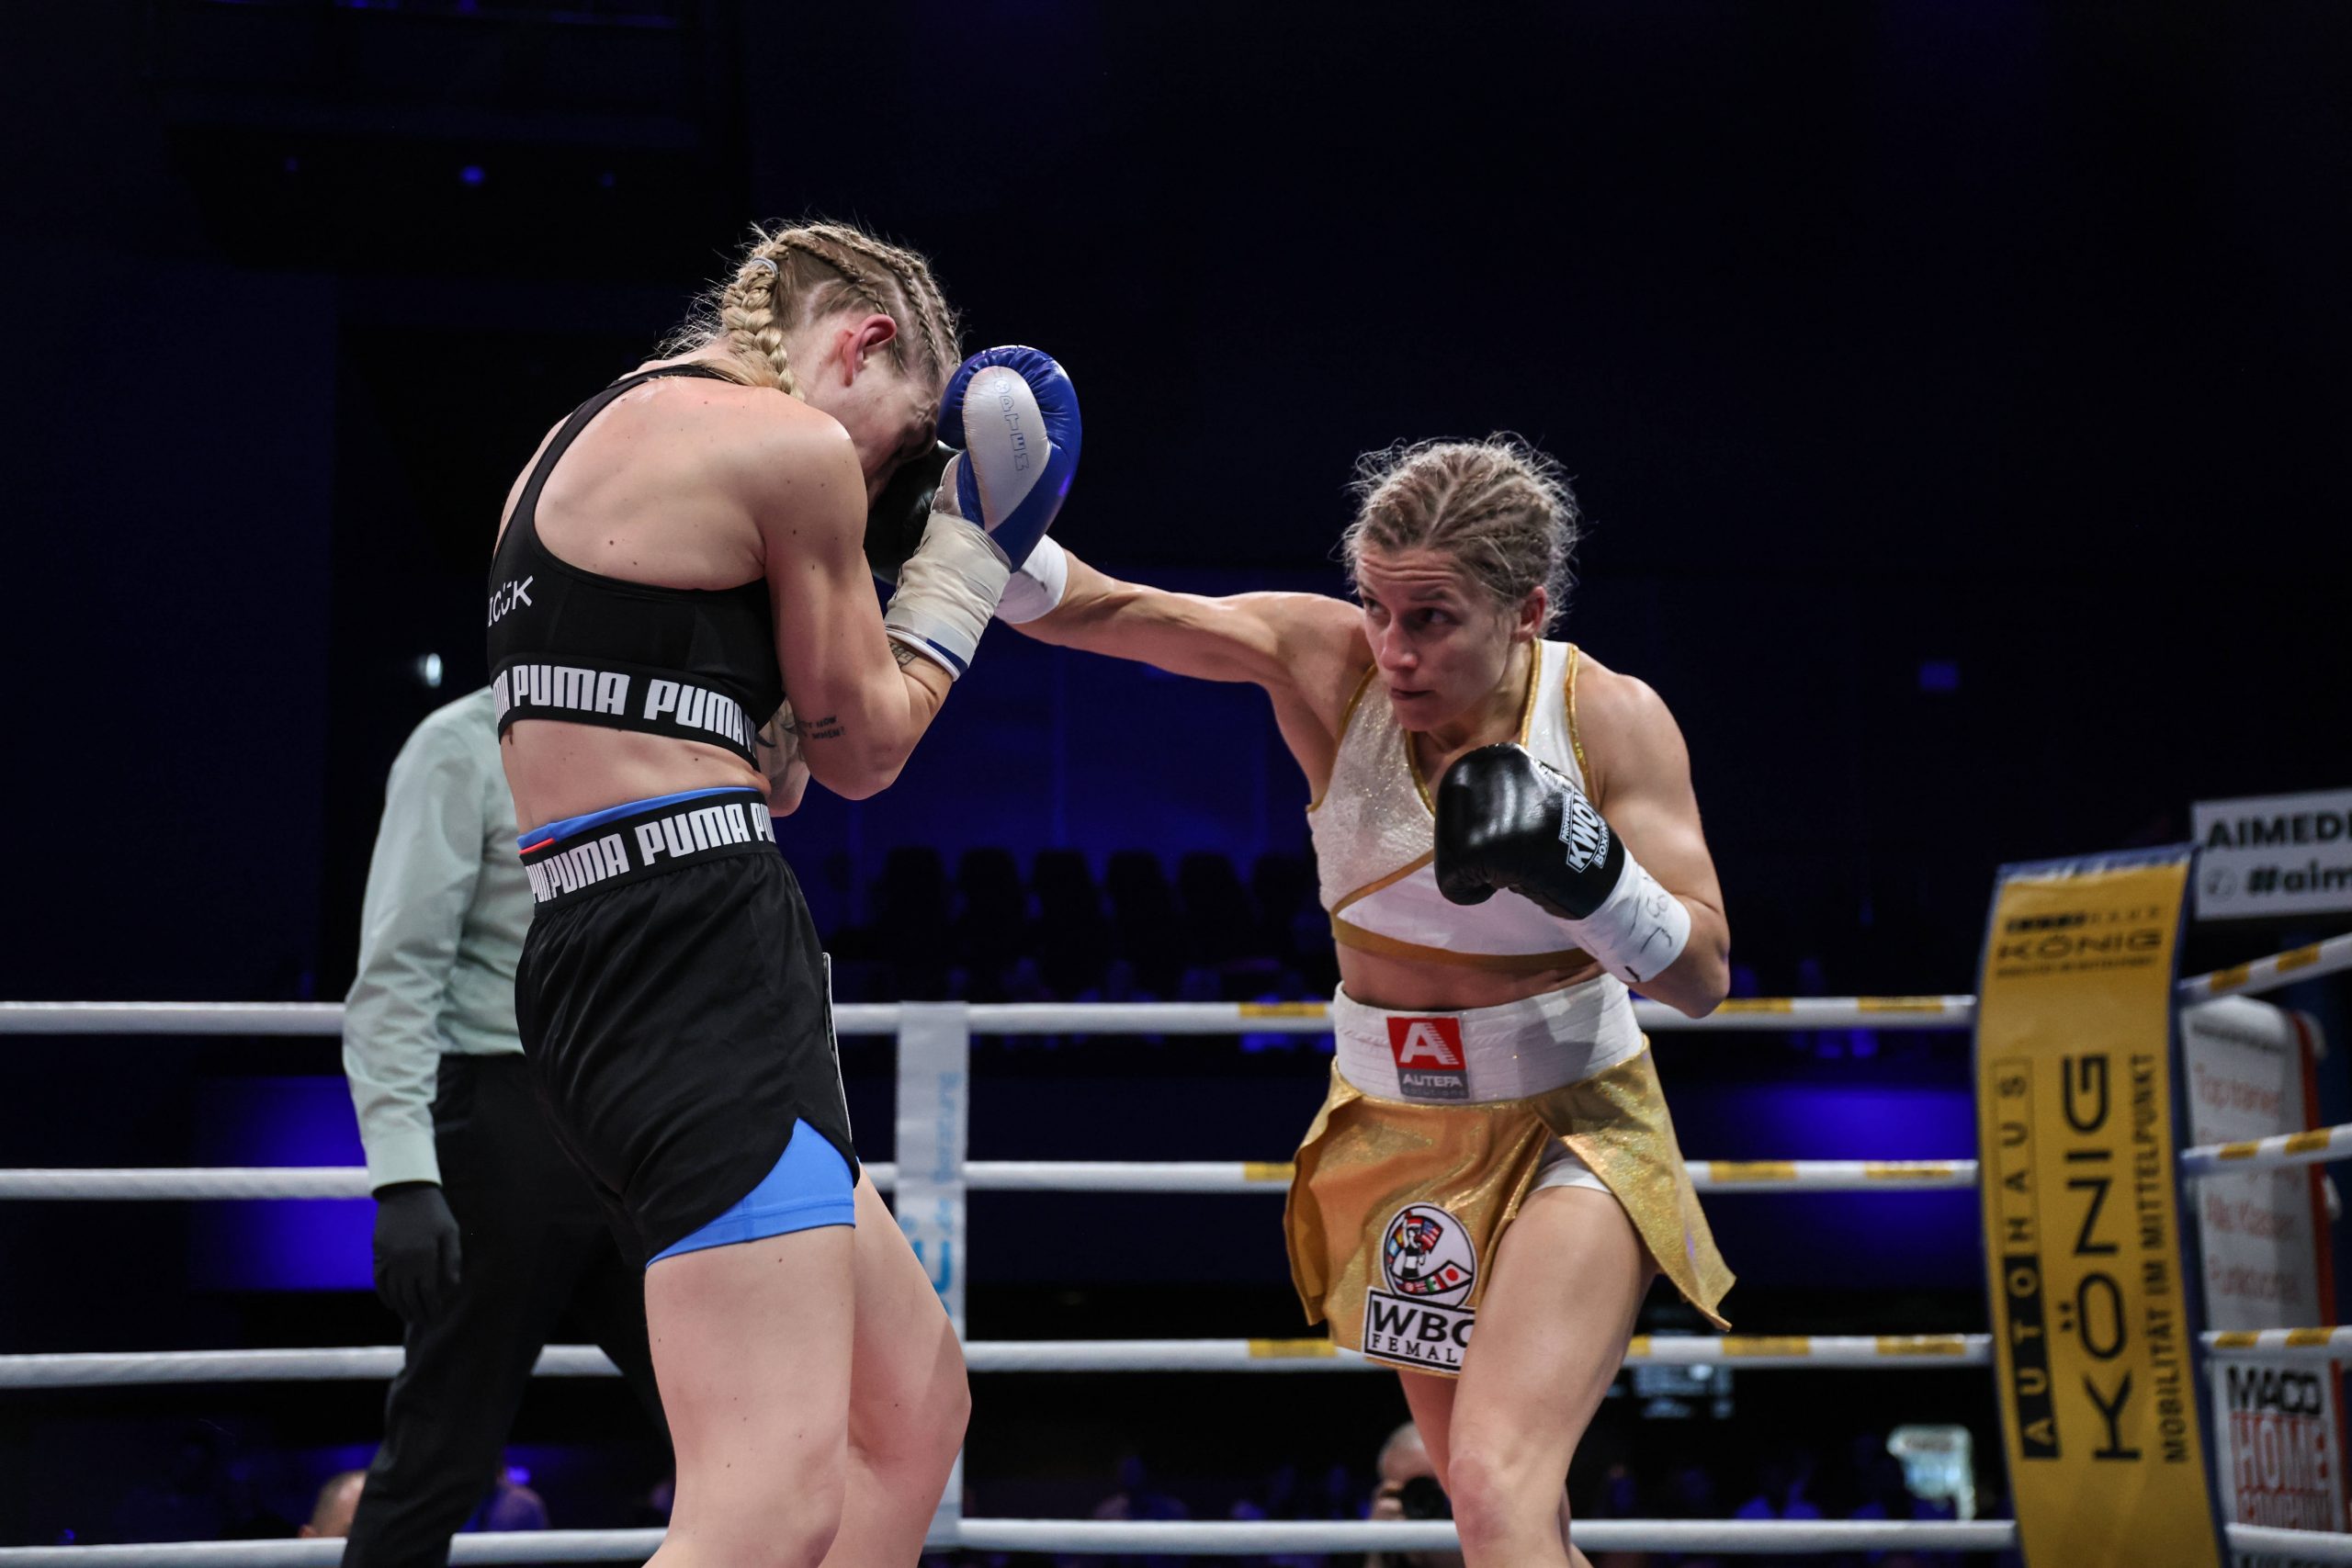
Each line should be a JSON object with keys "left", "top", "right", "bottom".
{"left": 1003, "top": 437, "right": 1734, "bottom": 1568}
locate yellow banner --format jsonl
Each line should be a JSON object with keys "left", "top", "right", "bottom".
{"left": 1975, "top": 847, "right": 2220, "bottom": 1568}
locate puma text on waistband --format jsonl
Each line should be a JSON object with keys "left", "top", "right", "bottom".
{"left": 519, "top": 788, "right": 775, "bottom": 908}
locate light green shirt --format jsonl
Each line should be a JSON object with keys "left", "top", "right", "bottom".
{"left": 344, "top": 688, "right": 531, "bottom": 1190}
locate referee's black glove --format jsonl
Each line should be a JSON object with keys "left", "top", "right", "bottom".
{"left": 372, "top": 1182, "right": 462, "bottom": 1322}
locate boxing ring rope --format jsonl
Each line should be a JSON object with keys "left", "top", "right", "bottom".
{"left": 6, "top": 932, "right": 2349, "bottom": 1562}
{"left": 17, "top": 1323, "right": 2352, "bottom": 1389}
{"left": 0, "top": 1333, "right": 2004, "bottom": 1388}
{"left": 1, "top": 1518, "right": 2347, "bottom": 1564}
{"left": 0, "top": 1518, "right": 2041, "bottom": 1565}
{"left": 2181, "top": 1120, "right": 2352, "bottom": 1176}
{"left": 13, "top": 1134, "right": 2351, "bottom": 1198}
{"left": 2177, "top": 931, "right": 2352, "bottom": 1001}
{"left": 0, "top": 1156, "right": 1984, "bottom": 1201}
{"left": 0, "top": 928, "right": 2341, "bottom": 1042}
{"left": 0, "top": 998, "right": 1969, "bottom": 1036}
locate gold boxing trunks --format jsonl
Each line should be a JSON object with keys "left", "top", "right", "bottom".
{"left": 1283, "top": 987, "right": 1734, "bottom": 1375}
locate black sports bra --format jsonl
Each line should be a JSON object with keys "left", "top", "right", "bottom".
{"left": 486, "top": 365, "right": 786, "bottom": 768}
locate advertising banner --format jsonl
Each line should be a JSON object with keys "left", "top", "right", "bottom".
{"left": 2194, "top": 790, "right": 2352, "bottom": 920}
{"left": 1975, "top": 846, "right": 2221, "bottom": 1568}
{"left": 2182, "top": 998, "right": 2345, "bottom": 1560}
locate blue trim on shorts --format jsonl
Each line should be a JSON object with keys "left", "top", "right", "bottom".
{"left": 519, "top": 786, "right": 748, "bottom": 852}
{"left": 646, "top": 1119, "right": 857, "bottom": 1267}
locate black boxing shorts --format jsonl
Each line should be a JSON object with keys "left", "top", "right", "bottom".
{"left": 513, "top": 787, "right": 856, "bottom": 1265}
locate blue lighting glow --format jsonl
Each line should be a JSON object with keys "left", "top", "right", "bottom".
{"left": 1665, "top": 1079, "right": 1982, "bottom": 1288}
{"left": 1917, "top": 659, "right": 1960, "bottom": 694}
{"left": 459, "top": 165, "right": 486, "bottom": 187}
{"left": 189, "top": 1078, "right": 370, "bottom": 1291}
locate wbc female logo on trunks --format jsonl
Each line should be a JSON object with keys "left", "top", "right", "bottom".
{"left": 1363, "top": 1203, "right": 1478, "bottom": 1371}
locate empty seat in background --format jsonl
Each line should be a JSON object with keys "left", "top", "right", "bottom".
{"left": 1032, "top": 848, "right": 1113, "bottom": 998}
{"left": 953, "top": 847, "right": 1032, "bottom": 1000}
{"left": 872, "top": 846, "right": 951, "bottom": 1000}
{"left": 1105, "top": 849, "right": 1184, "bottom": 998}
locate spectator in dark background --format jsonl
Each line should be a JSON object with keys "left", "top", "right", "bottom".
{"left": 1843, "top": 1432, "right": 1960, "bottom": 1568}
{"left": 1061, "top": 1452, "right": 1189, "bottom": 1568}
{"left": 1656, "top": 1461, "right": 1726, "bottom": 1568}
{"left": 108, "top": 1426, "right": 287, "bottom": 1545}
{"left": 466, "top": 1472, "right": 550, "bottom": 1535}
{"left": 1731, "top": 1451, "right": 1822, "bottom": 1528}
{"left": 1568, "top": 1427, "right": 1650, "bottom": 1568}
{"left": 1366, "top": 1423, "right": 1464, "bottom": 1568}
{"left": 299, "top": 1472, "right": 368, "bottom": 1540}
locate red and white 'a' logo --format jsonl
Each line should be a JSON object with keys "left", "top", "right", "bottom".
{"left": 1386, "top": 1016, "right": 1465, "bottom": 1069}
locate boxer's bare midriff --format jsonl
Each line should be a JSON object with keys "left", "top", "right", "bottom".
{"left": 503, "top": 724, "right": 767, "bottom": 838}
{"left": 1335, "top": 948, "right": 1607, "bottom": 1015}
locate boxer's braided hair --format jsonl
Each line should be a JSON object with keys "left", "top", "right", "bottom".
{"left": 669, "top": 220, "right": 959, "bottom": 411}
{"left": 1340, "top": 436, "right": 1582, "bottom": 630}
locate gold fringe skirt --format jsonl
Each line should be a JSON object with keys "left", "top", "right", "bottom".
{"left": 1283, "top": 1044, "right": 1733, "bottom": 1375}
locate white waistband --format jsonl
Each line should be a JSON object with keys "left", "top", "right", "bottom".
{"left": 1330, "top": 980, "right": 1643, "bottom": 1104}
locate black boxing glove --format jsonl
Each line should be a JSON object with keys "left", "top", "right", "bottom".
{"left": 1434, "top": 743, "right": 1692, "bottom": 985}
{"left": 864, "top": 441, "right": 953, "bottom": 584}
{"left": 372, "top": 1181, "right": 462, "bottom": 1323}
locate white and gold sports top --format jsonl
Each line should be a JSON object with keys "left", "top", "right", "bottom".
{"left": 1308, "top": 639, "right": 1600, "bottom": 975}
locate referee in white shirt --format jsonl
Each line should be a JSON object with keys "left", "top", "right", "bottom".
{"left": 341, "top": 688, "right": 668, "bottom": 1568}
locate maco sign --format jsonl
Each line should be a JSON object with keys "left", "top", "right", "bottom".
{"left": 2192, "top": 789, "right": 2352, "bottom": 921}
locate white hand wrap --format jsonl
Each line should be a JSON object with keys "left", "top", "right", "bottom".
{"left": 1568, "top": 853, "right": 1693, "bottom": 987}
{"left": 883, "top": 511, "right": 1010, "bottom": 678}
{"left": 994, "top": 535, "right": 1069, "bottom": 625}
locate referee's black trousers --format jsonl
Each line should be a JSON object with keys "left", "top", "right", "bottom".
{"left": 342, "top": 1055, "right": 668, "bottom": 1568}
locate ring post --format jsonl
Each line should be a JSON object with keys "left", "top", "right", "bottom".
{"left": 892, "top": 1001, "right": 970, "bottom": 1545}
{"left": 1973, "top": 845, "right": 2222, "bottom": 1566}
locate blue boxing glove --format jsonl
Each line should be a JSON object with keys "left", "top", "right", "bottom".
{"left": 879, "top": 346, "right": 1081, "bottom": 677}
{"left": 938, "top": 345, "right": 1081, "bottom": 570}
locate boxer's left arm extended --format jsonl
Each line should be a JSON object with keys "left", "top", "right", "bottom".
{"left": 1436, "top": 672, "right": 1730, "bottom": 1017}
{"left": 1006, "top": 548, "right": 1365, "bottom": 746}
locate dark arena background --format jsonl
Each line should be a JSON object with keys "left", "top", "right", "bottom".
{"left": 6, "top": 2, "right": 2351, "bottom": 1562}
